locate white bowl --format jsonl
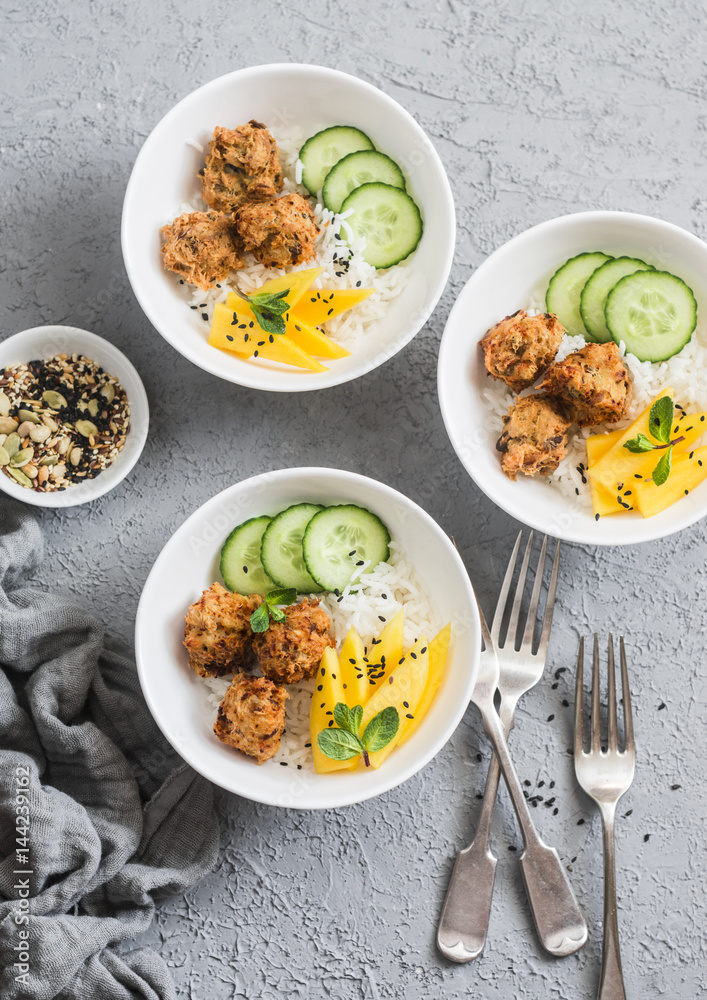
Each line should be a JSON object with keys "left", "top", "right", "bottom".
{"left": 122, "top": 63, "right": 455, "bottom": 393}
{"left": 0, "top": 326, "right": 148, "bottom": 508}
{"left": 135, "top": 467, "right": 480, "bottom": 810}
{"left": 438, "top": 211, "right": 707, "bottom": 546}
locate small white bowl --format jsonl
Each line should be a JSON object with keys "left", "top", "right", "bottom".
{"left": 438, "top": 211, "right": 707, "bottom": 546}
{"left": 135, "top": 467, "right": 480, "bottom": 810}
{"left": 0, "top": 326, "right": 149, "bottom": 508}
{"left": 122, "top": 63, "right": 455, "bottom": 393}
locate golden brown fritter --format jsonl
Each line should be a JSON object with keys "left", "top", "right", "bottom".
{"left": 235, "top": 193, "right": 319, "bottom": 269}
{"left": 200, "top": 121, "right": 283, "bottom": 213}
{"left": 497, "top": 394, "right": 572, "bottom": 481}
{"left": 184, "top": 583, "right": 262, "bottom": 678}
{"left": 539, "top": 341, "right": 633, "bottom": 427}
{"left": 160, "top": 211, "right": 242, "bottom": 290}
{"left": 480, "top": 311, "right": 565, "bottom": 393}
{"left": 253, "top": 597, "right": 335, "bottom": 685}
{"left": 213, "top": 673, "right": 287, "bottom": 764}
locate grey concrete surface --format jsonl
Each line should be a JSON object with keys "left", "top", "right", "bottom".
{"left": 2, "top": 0, "right": 706, "bottom": 996}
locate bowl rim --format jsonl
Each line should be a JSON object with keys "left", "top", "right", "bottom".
{"left": 121, "top": 61, "right": 456, "bottom": 393}
{"left": 134, "top": 465, "right": 480, "bottom": 809}
{"left": 0, "top": 325, "right": 149, "bottom": 508}
{"left": 438, "top": 209, "right": 707, "bottom": 546}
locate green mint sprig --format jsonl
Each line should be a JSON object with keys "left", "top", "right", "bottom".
{"left": 317, "top": 702, "right": 399, "bottom": 768}
{"left": 247, "top": 288, "right": 290, "bottom": 336}
{"left": 250, "top": 587, "right": 297, "bottom": 633}
{"left": 623, "top": 396, "right": 685, "bottom": 486}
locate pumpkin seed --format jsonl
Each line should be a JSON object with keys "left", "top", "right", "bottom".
{"left": 87, "top": 398, "right": 99, "bottom": 417}
{"left": 7, "top": 466, "right": 31, "bottom": 487}
{"left": 4, "top": 433, "right": 21, "bottom": 458}
{"left": 29, "top": 424, "right": 51, "bottom": 444}
{"left": 17, "top": 421, "right": 35, "bottom": 439}
{"left": 42, "top": 390, "right": 67, "bottom": 410}
{"left": 0, "top": 391, "right": 10, "bottom": 417}
{"left": 0, "top": 416, "right": 18, "bottom": 435}
{"left": 100, "top": 383, "right": 115, "bottom": 403}
{"left": 0, "top": 446, "right": 9, "bottom": 467}
{"left": 11, "top": 447, "right": 34, "bottom": 468}
{"left": 18, "top": 408, "right": 40, "bottom": 425}
{"left": 39, "top": 454, "right": 59, "bottom": 466}
{"left": 42, "top": 414, "right": 59, "bottom": 432}
{"left": 75, "top": 419, "right": 98, "bottom": 438}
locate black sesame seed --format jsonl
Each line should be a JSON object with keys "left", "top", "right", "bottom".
{"left": 577, "top": 818, "right": 585, "bottom": 826}
{"left": 201, "top": 313, "right": 208, "bottom": 321}
{"left": 476, "top": 753, "right": 482, "bottom": 762}
{"left": 356, "top": 280, "right": 361, "bottom": 287}
{"left": 239, "top": 323, "right": 247, "bottom": 329}
{"left": 226, "top": 334, "right": 234, "bottom": 342}
{"left": 317, "top": 684, "right": 323, "bottom": 692}
{"left": 403, "top": 701, "right": 409, "bottom": 708}
{"left": 356, "top": 560, "right": 364, "bottom": 566}
{"left": 304, "top": 742, "right": 311, "bottom": 748}
{"left": 475, "top": 793, "right": 483, "bottom": 800}
{"left": 671, "top": 783, "right": 682, "bottom": 790}
{"left": 508, "top": 845, "right": 517, "bottom": 852}
{"left": 658, "top": 702, "right": 666, "bottom": 710}
{"left": 348, "top": 550, "right": 356, "bottom": 556}
{"left": 553, "top": 807, "right": 559, "bottom": 815}
{"left": 378, "top": 615, "right": 386, "bottom": 622}
{"left": 406, "top": 713, "right": 414, "bottom": 719}
{"left": 643, "top": 833, "right": 650, "bottom": 842}
{"left": 551, "top": 682, "right": 558, "bottom": 690}
{"left": 243, "top": 565, "right": 248, "bottom": 573}
{"left": 547, "top": 714, "right": 555, "bottom": 722}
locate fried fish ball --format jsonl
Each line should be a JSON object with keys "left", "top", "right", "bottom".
{"left": 235, "top": 193, "right": 319, "bottom": 269}
{"left": 183, "top": 583, "right": 262, "bottom": 678}
{"left": 160, "top": 211, "right": 242, "bottom": 290}
{"left": 539, "top": 341, "right": 633, "bottom": 426}
{"left": 200, "top": 121, "right": 283, "bottom": 213}
{"left": 253, "top": 597, "right": 335, "bottom": 685}
{"left": 480, "top": 310, "right": 566, "bottom": 393}
{"left": 213, "top": 673, "right": 287, "bottom": 764}
{"left": 496, "top": 394, "right": 572, "bottom": 481}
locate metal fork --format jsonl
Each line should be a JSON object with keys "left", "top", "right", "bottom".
{"left": 574, "top": 635, "right": 635, "bottom": 1000}
{"left": 438, "top": 552, "right": 588, "bottom": 962}
{"left": 439, "top": 532, "right": 587, "bottom": 961}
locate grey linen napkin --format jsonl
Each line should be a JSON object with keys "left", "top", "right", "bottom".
{"left": 0, "top": 500, "right": 219, "bottom": 1000}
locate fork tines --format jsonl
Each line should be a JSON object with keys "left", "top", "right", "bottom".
{"left": 491, "top": 530, "right": 561, "bottom": 657}
{"left": 574, "top": 635, "right": 635, "bottom": 756}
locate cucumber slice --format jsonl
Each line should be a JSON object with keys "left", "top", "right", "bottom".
{"left": 302, "top": 505, "right": 391, "bottom": 592}
{"left": 299, "top": 126, "right": 374, "bottom": 196}
{"left": 340, "top": 183, "right": 423, "bottom": 269}
{"left": 546, "top": 252, "right": 612, "bottom": 338}
{"left": 220, "top": 515, "right": 274, "bottom": 595}
{"left": 605, "top": 269, "right": 697, "bottom": 362}
{"left": 322, "top": 150, "right": 406, "bottom": 214}
{"left": 580, "top": 257, "right": 653, "bottom": 343}
{"left": 260, "top": 503, "right": 323, "bottom": 594}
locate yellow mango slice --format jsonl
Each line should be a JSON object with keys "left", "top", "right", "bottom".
{"left": 286, "top": 319, "right": 351, "bottom": 360}
{"left": 231, "top": 267, "right": 323, "bottom": 310}
{"left": 634, "top": 445, "right": 707, "bottom": 517}
{"left": 359, "top": 636, "right": 429, "bottom": 769}
{"left": 587, "top": 429, "right": 629, "bottom": 516}
{"left": 208, "top": 302, "right": 327, "bottom": 373}
{"left": 291, "top": 287, "right": 374, "bottom": 327}
{"left": 397, "top": 624, "right": 451, "bottom": 748}
{"left": 589, "top": 388, "right": 674, "bottom": 492}
{"left": 338, "top": 628, "right": 367, "bottom": 707}
{"left": 363, "top": 609, "right": 405, "bottom": 700}
{"left": 310, "top": 647, "right": 357, "bottom": 774}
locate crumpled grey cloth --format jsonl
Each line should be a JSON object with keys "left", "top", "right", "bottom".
{"left": 0, "top": 500, "right": 220, "bottom": 1000}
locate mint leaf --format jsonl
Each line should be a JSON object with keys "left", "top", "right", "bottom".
{"left": 333, "top": 702, "right": 354, "bottom": 732}
{"left": 265, "top": 587, "right": 296, "bottom": 608}
{"left": 269, "top": 607, "right": 286, "bottom": 623}
{"left": 249, "top": 602, "right": 270, "bottom": 633}
{"left": 349, "top": 704, "right": 363, "bottom": 736}
{"left": 361, "top": 706, "right": 400, "bottom": 753}
{"left": 649, "top": 396, "right": 674, "bottom": 445}
{"left": 317, "top": 727, "right": 364, "bottom": 761}
{"left": 652, "top": 446, "right": 673, "bottom": 486}
{"left": 623, "top": 433, "right": 656, "bottom": 454}
{"left": 248, "top": 289, "right": 291, "bottom": 337}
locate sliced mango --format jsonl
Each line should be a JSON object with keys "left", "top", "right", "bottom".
{"left": 398, "top": 624, "right": 451, "bottom": 747}
{"left": 589, "top": 388, "right": 674, "bottom": 493}
{"left": 285, "top": 319, "right": 351, "bottom": 360}
{"left": 338, "top": 628, "right": 368, "bottom": 707}
{"left": 232, "top": 267, "right": 323, "bottom": 310}
{"left": 291, "top": 287, "right": 374, "bottom": 327}
{"left": 359, "top": 636, "right": 429, "bottom": 769}
{"left": 364, "top": 609, "right": 405, "bottom": 700}
{"left": 310, "top": 647, "right": 357, "bottom": 774}
{"left": 634, "top": 445, "right": 707, "bottom": 517}
{"left": 586, "top": 429, "right": 630, "bottom": 516}
{"left": 208, "top": 302, "right": 327, "bottom": 373}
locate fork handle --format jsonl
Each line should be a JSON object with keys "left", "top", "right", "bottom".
{"left": 478, "top": 699, "right": 588, "bottom": 956}
{"left": 598, "top": 804, "right": 627, "bottom": 1000}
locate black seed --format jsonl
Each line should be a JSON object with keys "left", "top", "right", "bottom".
{"left": 671, "top": 783, "right": 682, "bottom": 790}
{"left": 624, "top": 809, "right": 633, "bottom": 817}
{"left": 321, "top": 667, "right": 325, "bottom": 676}
{"left": 356, "top": 280, "right": 362, "bottom": 287}
{"left": 406, "top": 713, "right": 414, "bottom": 719}
{"left": 553, "top": 807, "right": 559, "bottom": 815}
{"left": 304, "top": 742, "right": 311, "bottom": 748}
{"left": 643, "top": 833, "right": 650, "bottom": 842}
{"left": 547, "top": 714, "right": 555, "bottom": 722}
{"left": 317, "top": 684, "right": 323, "bottom": 692}
{"left": 549, "top": 780, "right": 555, "bottom": 788}
{"left": 403, "top": 701, "right": 409, "bottom": 708}
{"left": 239, "top": 323, "right": 247, "bottom": 329}
{"left": 475, "top": 793, "right": 483, "bottom": 800}
{"left": 577, "top": 818, "right": 585, "bottom": 825}
{"left": 524, "top": 779, "right": 531, "bottom": 787}
{"left": 658, "top": 702, "right": 666, "bottom": 710}
{"left": 551, "top": 682, "right": 558, "bottom": 689}
{"left": 476, "top": 753, "right": 482, "bottom": 762}
{"left": 280, "top": 761, "right": 288, "bottom": 766}
{"left": 356, "top": 560, "right": 364, "bottom": 566}
{"left": 562, "top": 699, "right": 569, "bottom": 707}
{"left": 508, "top": 845, "right": 517, "bottom": 852}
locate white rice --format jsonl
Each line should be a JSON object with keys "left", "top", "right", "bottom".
{"left": 483, "top": 302, "right": 707, "bottom": 506}
{"left": 175, "top": 124, "right": 410, "bottom": 351}
{"left": 202, "top": 541, "right": 440, "bottom": 774}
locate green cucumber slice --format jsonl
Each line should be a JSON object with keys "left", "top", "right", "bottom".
{"left": 220, "top": 515, "right": 274, "bottom": 595}
{"left": 260, "top": 503, "right": 323, "bottom": 594}
{"left": 322, "top": 150, "right": 406, "bottom": 214}
{"left": 580, "top": 257, "right": 654, "bottom": 343}
{"left": 299, "top": 126, "right": 374, "bottom": 196}
{"left": 605, "top": 269, "right": 697, "bottom": 362}
{"left": 546, "top": 251, "right": 612, "bottom": 338}
{"left": 302, "top": 505, "right": 391, "bottom": 592}
{"left": 340, "top": 182, "right": 423, "bottom": 269}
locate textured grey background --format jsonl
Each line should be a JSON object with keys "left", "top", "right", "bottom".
{"left": 2, "top": 0, "right": 706, "bottom": 996}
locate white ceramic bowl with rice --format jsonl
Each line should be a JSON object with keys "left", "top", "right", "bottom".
{"left": 438, "top": 211, "right": 707, "bottom": 545}
{"left": 135, "top": 467, "right": 480, "bottom": 810}
{"left": 0, "top": 326, "right": 148, "bottom": 508}
{"left": 121, "top": 63, "right": 455, "bottom": 392}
